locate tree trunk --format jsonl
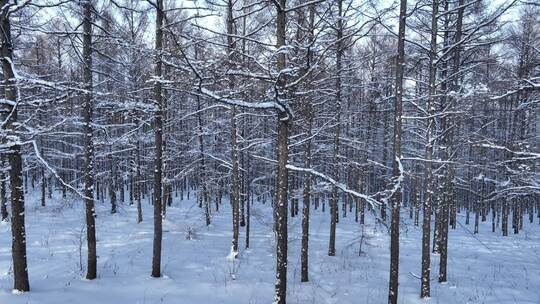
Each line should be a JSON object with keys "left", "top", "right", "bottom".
{"left": 329, "top": 0, "right": 343, "bottom": 257}
{"left": 110, "top": 154, "right": 117, "bottom": 214}
{"left": 8, "top": 147, "right": 30, "bottom": 291}
{"left": 81, "top": 0, "right": 97, "bottom": 281}
{"left": 0, "top": 12, "right": 30, "bottom": 287}
{"left": 195, "top": 83, "right": 210, "bottom": 227}
{"left": 245, "top": 156, "right": 251, "bottom": 249}
{"left": 301, "top": 125, "right": 312, "bottom": 282}
{"left": 41, "top": 165, "right": 46, "bottom": 207}
{"left": 151, "top": 0, "right": 164, "bottom": 278}
{"left": 242, "top": 7, "right": 251, "bottom": 249}
{"left": 300, "top": 3, "right": 316, "bottom": 283}
{"left": 136, "top": 141, "right": 143, "bottom": 223}
{"left": 388, "top": 1, "right": 407, "bottom": 303}
{"left": 227, "top": 0, "right": 240, "bottom": 256}
{"left": 273, "top": 1, "right": 290, "bottom": 303}
{"left": 421, "top": 0, "right": 440, "bottom": 297}
{"left": 502, "top": 198, "right": 509, "bottom": 236}
{"left": 440, "top": 0, "right": 465, "bottom": 280}
{"left": 1, "top": 158, "right": 7, "bottom": 221}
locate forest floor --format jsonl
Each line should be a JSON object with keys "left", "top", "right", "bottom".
{"left": 1, "top": 191, "right": 539, "bottom": 304}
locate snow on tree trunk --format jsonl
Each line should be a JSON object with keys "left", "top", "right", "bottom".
{"left": 81, "top": 0, "right": 97, "bottom": 281}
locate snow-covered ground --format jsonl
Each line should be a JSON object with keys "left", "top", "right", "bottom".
{"left": 1, "top": 191, "right": 539, "bottom": 304}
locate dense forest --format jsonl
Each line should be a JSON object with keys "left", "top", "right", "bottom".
{"left": 0, "top": 0, "right": 538, "bottom": 303}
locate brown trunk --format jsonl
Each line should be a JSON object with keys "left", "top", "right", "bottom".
{"left": 301, "top": 3, "right": 316, "bottom": 283}
{"left": 136, "top": 142, "right": 143, "bottom": 223}
{"left": 1, "top": 158, "right": 7, "bottom": 221}
{"left": 227, "top": 0, "right": 240, "bottom": 256}
{"left": 110, "top": 154, "right": 117, "bottom": 214}
{"left": 388, "top": 1, "right": 407, "bottom": 304}
{"left": 273, "top": 1, "right": 290, "bottom": 303}
{"left": 151, "top": 0, "right": 164, "bottom": 278}
{"left": 502, "top": 198, "right": 509, "bottom": 236}
{"left": 81, "top": 0, "right": 97, "bottom": 281}
{"left": 421, "top": 0, "right": 439, "bottom": 297}
{"left": 329, "top": 0, "right": 343, "bottom": 257}
{"left": 438, "top": 0, "right": 464, "bottom": 283}
{"left": 0, "top": 26, "right": 30, "bottom": 286}
{"left": 41, "top": 165, "right": 46, "bottom": 207}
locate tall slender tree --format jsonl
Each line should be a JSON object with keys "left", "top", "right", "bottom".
{"left": 329, "top": 0, "right": 344, "bottom": 258}
{"left": 273, "top": 0, "right": 291, "bottom": 303}
{"left": 388, "top": 0, "right": 407, "bottom": 303}
{"left": 227, "top": 0, "right": 240, "bottom": 257}
{"left": 301, "top": 2, "right": 316, "bottom": 283}
{"left": 82, "top": 0, "right": 97, "bottom": 281}
{"left": 1, "top": 0, "right": 30, "bottom": 291}
{"left": 151, "top": 0, "right": 165, "bottom": 278}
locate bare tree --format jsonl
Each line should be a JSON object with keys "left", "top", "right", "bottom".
{"left": 273, "top": 1, "right": 291, "bottom": 302}
{"left": 0, "top": 0, "right": 30, "bottom": 291}
{"left": 81, "top": 0, "right": 97, "bottom": 281}
{"left": 388, "top": 0, "right": 407, "bottom": 303}
{"left": 151, "top": 0, "right": 165, "bottom": 278}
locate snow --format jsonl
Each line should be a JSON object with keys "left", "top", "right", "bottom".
{"left": 200, "top": 88, "right": 285, "bottom": 112}
{"left": 286, "top": 164, "right": 380, "bottom": 208}
{"left": 1, "top": 190, "right": 539, "bottom": 304}
{"left": 226, "top": 246, "right": 238, "bottom": 261}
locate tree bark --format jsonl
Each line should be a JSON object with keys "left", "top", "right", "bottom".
{"left": 0, "top": 9, "right": 30, "bottom": 288}
{"left": 1, "top": 158, "right": 7, "bottom": 221}
{"left": 301, "top": 3, "right": 316, "bottom": 283}
{"left": 388, "top": 1, "right": 407, "bottom": 304}
{"left": 273, "top": 1, "right": 290, "bottom": 303}
{"left": 420, "top": 0, "right": 440, "bottom": 297}
{"left": 438, "top": 0, "right": 464, "bottom": 283}
{"left": 81, "top": 0, "right": 97, "bottom": 281}
{"left": 136, "top": 140, "right": 143, "bottom": 223}
{"left": 110, "top": 153, "right": 117, "bottom": 214}
{"left": 227, "top": 0, "right": 240, "bottom": 256}
{"left": 151, "top": 0, "right": 164, "bottom": 278}
{"left": 329, "top": 0, "right": 343, "bottom": 258}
